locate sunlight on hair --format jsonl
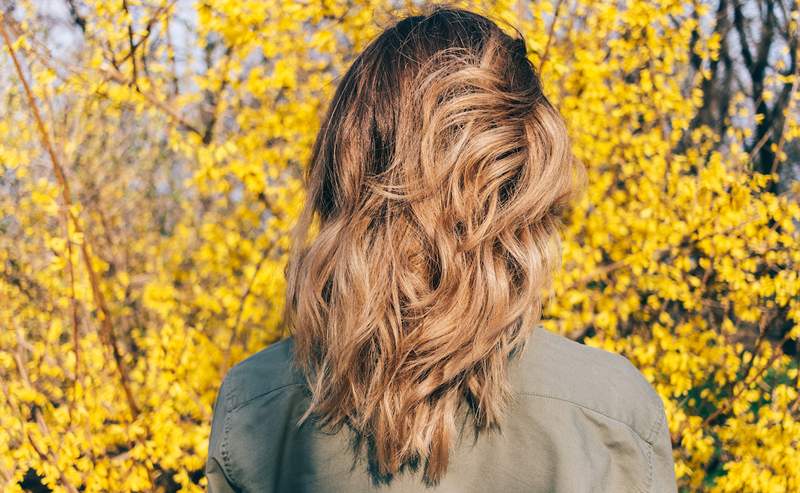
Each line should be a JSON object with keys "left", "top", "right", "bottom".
{"left": 282, "top": 5, "right": 586, "bottom": 484}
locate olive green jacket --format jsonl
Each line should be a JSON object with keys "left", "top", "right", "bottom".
{"left": 206, "top": 325, "right": 677, "bottom": 492}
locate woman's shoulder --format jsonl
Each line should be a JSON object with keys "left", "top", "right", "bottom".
{"left": 512, "top": 325, "right": 666, "bottom": 446}
{"left": 217, "top": 336, "right": 306, "bottom": 414}
{"left": 207, "top": 337, "right": 310, "bottom": 492}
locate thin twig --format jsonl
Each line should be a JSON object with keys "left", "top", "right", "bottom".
{"left": 0, "top": 16, "right": 140, "bottom": 416}
{"left": 538, "top": 0, "right": 566, "bottom": 74}
{"left": 221, "top": 245, "right": 273, "bottom": 376}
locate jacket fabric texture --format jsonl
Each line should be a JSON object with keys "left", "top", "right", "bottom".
{"left": 206, "top": 325, "right": 678, "bottom": 492}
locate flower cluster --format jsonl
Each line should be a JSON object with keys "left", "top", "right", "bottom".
{"left": 1, "top": 0, "right": 797, "bottom": 491}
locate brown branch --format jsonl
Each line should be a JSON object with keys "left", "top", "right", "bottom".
{"left": 701, "top": 327, "right": 786, "bottom": 427}
{"left": 670, "top": 309, "right": 790, "bottom": 447}
{"left": 567, "top": 209, "right": 763, "bottom": 293}
{"left": 121, "top": 0, "right": 140, "bottom": 89}
{"left": 3, "top": 14, "right": 202, "bottom": 138}
{"left": 99, "top": 64, "right": 203, "bottom": 136}
{"left": 201, "top": 45, "right": 233, "bottom": 144}
{"left": 165, "top": 14, "right": 180, "bottom": 95}
{"left": 538, "top": 0, "right": 566, "bottom": 74}
{"left": 221, "top": 245, "right": 272, "bottom": 376}
{"left": 733, "top": 0, "right": 754, "bottom": 68}
{"left": 64, "top": 203, "right": 81, "bottom": 423}
{"left": 0, "top": 16, "right": 140, "bottom": 417}
{"left": 768, "top": 2, "right": 799, "bottom": 175}
{"left": 746, "top": 69, "right": 798, "bottom": 175}
{"left": 116, "top": 0, "right": 179, "bottom": 65}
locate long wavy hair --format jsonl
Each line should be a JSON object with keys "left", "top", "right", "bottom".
{"left": 283, "top": 4, "right": 586, "bottom": 484}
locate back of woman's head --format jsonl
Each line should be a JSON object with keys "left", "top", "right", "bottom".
{"left": 283, "top": 3, "right": 586, "bottom": 484}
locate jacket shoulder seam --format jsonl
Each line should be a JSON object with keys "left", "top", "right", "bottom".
{"left": 644, "top": 396, "right": 665, "bottom": 445}
{"left": 645, "top": 436, "right": 654, "bottom": 493}
{"left": 517, "top": 391, "right": 655, "bottom": 446}
{"left": 217, "top": 381, "right": 306, "bottom": 490}
{"left": 226, "top": 382, "right": 307, "bottom": 414}
{"left": 519, "top": 391, "right": 655, "bottom": 493}
{"left": 643, "top": 402, "right": 665, "bottom": 493}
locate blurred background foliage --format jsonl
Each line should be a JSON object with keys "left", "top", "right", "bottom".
{"left": 0, "top": 0, "right": 798, "bottom": 491}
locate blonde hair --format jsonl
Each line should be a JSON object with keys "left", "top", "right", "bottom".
{"left": 283, "top": 4, "right": 586, "bottom": 484}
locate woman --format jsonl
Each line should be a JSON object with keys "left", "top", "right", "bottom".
{"left": 206, "top": 5, "right": 677, "bottom": 492}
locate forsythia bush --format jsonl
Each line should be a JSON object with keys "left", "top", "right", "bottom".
{"left": 1, "top": 0, "right": 798, "bottom": 491}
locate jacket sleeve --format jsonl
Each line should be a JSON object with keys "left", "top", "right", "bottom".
{"left": 649, "top": 397, "right": 678, "bottom": 493}
{"left": 206, "top": 378, "right": 239, "bottom": 493}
